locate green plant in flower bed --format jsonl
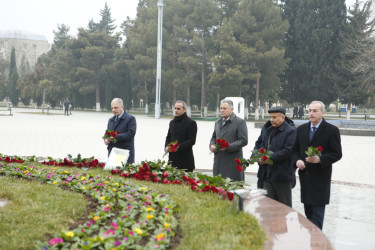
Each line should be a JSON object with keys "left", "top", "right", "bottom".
{"left": 0, "top": 163, "right": 178, "bottom": 249}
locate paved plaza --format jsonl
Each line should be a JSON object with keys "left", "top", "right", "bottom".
{"left": 1, "top": 108, "right": 374, "bottom": 249}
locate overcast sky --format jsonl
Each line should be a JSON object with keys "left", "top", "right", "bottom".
{"left": 0, "top": 0, "right": 359, "bottom": 44}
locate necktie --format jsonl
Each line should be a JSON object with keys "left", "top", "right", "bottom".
{"left": 115, "top": 116, "right": 118, "bottom": 123}
{"left": 222, "top": 119, "right": 227, "bottom": 127}
{"left": 310, "top": 126, "right": 317, "bottom": 141}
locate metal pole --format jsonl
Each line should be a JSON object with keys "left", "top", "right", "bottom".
{"left": 155, "top": 0, "right": 164, "bottom": 119}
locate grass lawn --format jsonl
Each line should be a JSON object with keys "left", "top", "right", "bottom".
{"left": 0, "top": 165, "right": 266, "bottom": 249}
{"left": 0, "top": 176, "right": 87, "bottom": 249}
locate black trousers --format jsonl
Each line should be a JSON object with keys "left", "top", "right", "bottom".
{"left": 263, "top": 180, "right": 294, "bottom": 207}
{"left": 304, "top": 204, "right": 326, "bottom": 230}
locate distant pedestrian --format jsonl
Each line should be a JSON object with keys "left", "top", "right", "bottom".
{"left": 64, "top": 99, "right": 69, "bottom": 116}
{"left": 69, "top": 101, "right": 73, "bottom": 115}
{"left": 293, "top": 105, "right": 298, "bottom": 119}
{"left": 165, "top": 100, "right": 197, "bottom": 172}
{"left": 209, "top": 99, "right": 248, "bottom": 181}
{"left": 298, "top": 105, "right": 304, "bottom": 119}
{"left": 293, "top": 101, "right": 342, "bottom": 229}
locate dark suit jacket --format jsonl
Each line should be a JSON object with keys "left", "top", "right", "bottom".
{"left": 254, "top": 118, "right": 296, "bottom": 183}
{"left": 165, "top": 112, "right": 197, "bottom": 172}
{"left": 293, "top": 119, "right": 342, "bottom": 205}
{"left": 107, "top": 111, "right": 137, "bottom": 163}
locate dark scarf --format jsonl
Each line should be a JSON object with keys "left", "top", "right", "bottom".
{"left": 173, "top": 112, "right": 187, "bottom": 122}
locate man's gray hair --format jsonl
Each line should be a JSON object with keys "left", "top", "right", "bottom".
{"left": 220, "top": 99, "right": 233, "bottom": 108}
{"left": 175, "top": 100, "right": 186, "bottom": 109}
{"left": 112, "top": 98, "right": 124, "bottom": 106}
{"left": 310, "top": 101, "right": 325, "bottom": 112}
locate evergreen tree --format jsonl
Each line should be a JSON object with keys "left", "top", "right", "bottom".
{"left": 53, "top": 24, "right": 71, "bottom": 49}
{"left": 280, "top": 0, "right": 347, "bottom": 105}
{"left": 122, "top": 0, "right": 159, "bottom": 113}
{"left": 88, "top": 2, "right": 117, "bottom": 35}
{"left": 341, "top": 0, "right": 375, "bottom": 107}
{"left": 212, "top": 0, "right": 288, "bottom": 114}
{"left": 8, "top": 47, "right": 20, "bottom": 106}
{"left": 0, "top": 58, "right": 9, "bottom": 100}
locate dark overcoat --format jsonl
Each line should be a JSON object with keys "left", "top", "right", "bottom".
{"left": 292, "top": 119, "right": 342, "bottom": 205}
{"left": 210, "top": 113, "right": 248, "bottom": 181}
{"left": 107, "top": 111, "right": 137, "bottom": 163}
{"left": 254, "top": 117, "right": 297, "bottom": 182}
{"left": 165, "top": 113, "right": 197, "bottom": 171}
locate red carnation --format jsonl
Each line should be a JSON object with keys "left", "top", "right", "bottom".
{"left": 317, "top": 146, "right": 323, "bottom": 152}
{"left": 259, "top": 148, "right": 265, "bottom": 154}
{"left": 116, "top": 131, "right": 120, "bottom": 134}
{"left": 236, "top": 165, "right": 243, "bottom": 172}
{"left": 162, "top": 171, "right": 169, "bottom": 178}
{"left": 262, "top": 155, "right": 269, "bottom": 162}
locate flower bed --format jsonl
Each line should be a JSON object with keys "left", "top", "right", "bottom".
{"left": 0, "top": 155, "right": 251, "bottom": 249}
{"left": 0, "top": 163, "right": 178, "bottom": 249}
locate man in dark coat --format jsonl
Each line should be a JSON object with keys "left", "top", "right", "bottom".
{"left": 63, "top": 99, "right": 69, "bottom": 116}
{"left": 298, "top": 105, "right": 305, "bottom": 119}
{"left": 165, "top": 100, "right": 197, "bottom": 172}
{"left": 293, "top": 101, "right": 342, "bottom": 230}
{"left": 293, "top": 105, "right": 298, "bottom": 119}
{"left": 210, "top": 99, "right": 248, "bottom": 181}
{"left": 104, "top": 98, "right": 137, "bottom": 163}
{"left": 253, "top": 106, "right": 297, "bottom": 207}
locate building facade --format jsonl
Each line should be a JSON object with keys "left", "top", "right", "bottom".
{"left": 0, "top": 30, "right": 50, "bottom": 75}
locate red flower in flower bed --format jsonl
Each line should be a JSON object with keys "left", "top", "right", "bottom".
{"left": 0, "top": 156, "right": 24, "bottom": 163}
{"left": 41, "top": 158, "right": 104, "bottom": 169}
{"left": 111, "top": 162, "right": 235, "bottom": 201}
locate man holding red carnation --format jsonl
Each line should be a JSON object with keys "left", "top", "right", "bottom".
{"left": 210, "top": 99, "right": 248, "bottom": 181}
{"left": 164, "top": 100, "right": 197, "bottom": 172}
{"left": 293, "top": 101, "right": 342, "bottom": 230}
{"left": 104, "top": 98, "right": 137, "bottom": 163}
{"left": 253, "top": 106, "right": 296, "bottom": 207}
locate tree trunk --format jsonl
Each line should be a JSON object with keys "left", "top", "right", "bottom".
{"left": 216, "top": 88, "right": 220, "bottom": 118}
{"left": 95, "top": 81, "right": 100, "bottom": 111}
{"left": 201, "top": 31, "right": 207, "bottom": 117}
{"left": 145, "top": 80, "right": 149, "bottom": 114}
{"left": 42, "top": 88, "right": 46, "bottom": 114}
{"left": 255, "top": 67, "right": 261, "bottom": 120}
{"left": 186, "top": 65, "right": 191, "bottom": 117}
{"left": 173, "top": 88, "right": 177, "bottom": 116}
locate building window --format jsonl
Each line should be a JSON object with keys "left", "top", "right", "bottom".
{"left": 23, "top": 44, "right": 27, "bottom": 51}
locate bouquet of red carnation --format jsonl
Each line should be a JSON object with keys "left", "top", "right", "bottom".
{"left": 305, "top": 146, "right": 323, "bottom": 157}
{"left": 102, "top": 130, "right": 120, "bottom": 143}
{"left": 163, "top": 140, "right": 179, "bottom": 158}
{"left": 235, "top": 147, "right": 273, "bottom": 172}
{"left": 214, "top": 138, "right": 229, "bottom": 152}
{"left": 250, "top": 147, "right": 273, "bottom": 165}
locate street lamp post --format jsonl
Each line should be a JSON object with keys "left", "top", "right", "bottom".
{"left": 155, "top": 0, "right": 164, "bottom": 119}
